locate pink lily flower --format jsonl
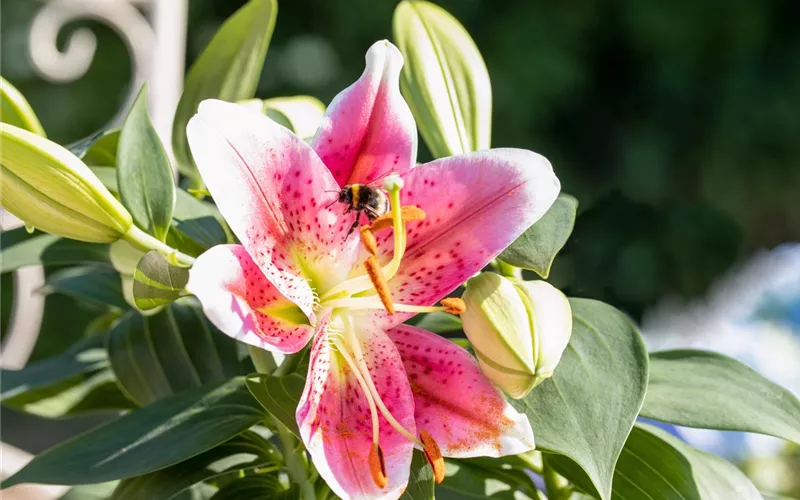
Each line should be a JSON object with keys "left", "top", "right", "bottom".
{"left": 186, "top": 40, "right": 560, "bottom": 499}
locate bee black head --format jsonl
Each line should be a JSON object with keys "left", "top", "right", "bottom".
{"left": 339, "top": 187, "right": 353, "bottom": 204}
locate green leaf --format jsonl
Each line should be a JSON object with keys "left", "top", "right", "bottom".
{"left": 131, "top": 251, "right": 190, "bottom": 310}
{"left": 550, "top": 424, "right": 761, "bottom": 500}
{"left": 411, "top": 311, "right": 463, "bottom": 333}
{"left": 499, "top": 193, "right": 578, "bottom": 278}
{"left": 1, "top": 76, "right": 46, "bottom": 136}
{"left": 60, "top": 482, "right": 120, "bottom": 500}
{"left": 112, "top": 431, "right": 282, "bottom": 500}
{"left": 118, "top": 85, "right": 175, "bottom": 241}
{"left": 393, "top": 0, "right": 492, "bottom": 158}
{"left": 107, "top": 299, "right": 240, "bottom": 405}
{"left": 436, "top": 458, "right": 537, "bottom": 499}
{"left": 209, "top": 475, "right": 294, "bottom": 500}
{"left": 69, "top": 129, "right": 120, "bottom": 167}
{"left": 510, "top": 299, "right": 649, "bottom": 500}
{"left": 1, "top": 335, "right": 134, "bottom": 418}
{"left": 41, "top": 265, "right": 128, "bottom": 311}
{"left": 172, "top": 0, "right": 277, "bottom": 178}
{"left": 641, "top": 349, "right": 800, "bottom": 444}
{"left": 245, "top": 373, "right": 306, "bottom": 437}
{"left": 400, "top": 451, "right": 435, "bottom": 500}
{"left": 0, "top": 228, "right": 111, "bottom": 274}
{"left": 3, "top": 377, "right": 266, "bottom": 488}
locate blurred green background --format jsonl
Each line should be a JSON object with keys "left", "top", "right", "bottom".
{"left": 4, "top": 0, "right": 799, "bottom": 322}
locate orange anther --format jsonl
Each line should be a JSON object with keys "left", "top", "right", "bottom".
{"left": 371, "top": 206, "right": 427, "bottom": 231}
{"left": 441, "top": 297, "right": 466, "bottom": 315}
{"left": 360, "top": 225, "right": 378, "bottom": 256}
{"left": 420, "top": 429, "right": 445, "bottom": 484}
{"left": 364, "top": 256, "right": 394, "bottom": 315}
{"left": 369, "top": 444, "right": 388, "bottom": 489}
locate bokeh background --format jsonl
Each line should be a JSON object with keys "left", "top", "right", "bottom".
{"left": 2, "top": 0, "right": 799, "bottom": 496}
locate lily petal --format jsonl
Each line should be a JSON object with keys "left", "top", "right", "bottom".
{"left": 187, "top": 100, "right": 360, "bottom": 317}
{"left": 373, "top": 148, "right": 559, "bottom": 325}
{"left": 187, "top": 245, "right": 315, "bottom": 354}
{"left": 312, "top": 40, "right": 417, "bottom": 187}
{"left": 387, "top": 324, "right": 535, "bottom": 457}
{"left": 297, "top": 320, "right": 416, "bottom": 499}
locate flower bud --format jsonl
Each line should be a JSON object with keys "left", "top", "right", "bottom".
{"left": 1, "top": 123, "right": 133, "bottom": 243}
{"left": 393, "top": 0, "right": 491, "bottom": 158}
{"left": 461, "top": 273, "right": 572, "bottom": 399}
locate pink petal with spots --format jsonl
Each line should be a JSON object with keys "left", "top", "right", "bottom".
{"left": 297, "top": 319, "right": 416, "bottom": 500}
{"left": 312, "top": 40, "right": 417, "bottom": 187}
{"left": 387, "top": 324, "right": 535, "bottom": 457}
{"left": 188, "top": 100, "right": 362, "bottom": 317}
{"left": 368, "top": 148, "right": 559, "bottom": 327}
{"left": 187, "top": 245, "right": 316, "bottom": 354}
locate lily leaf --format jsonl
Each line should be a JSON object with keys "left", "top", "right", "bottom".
{"left": 118, "top": 85, "right": 175, "bottom": 242}
{"left": 510, "top": 298, "right": 649, "bottom": 500}
{"left": 2, "top": 378, "right": 267, "bottom": 488}
{"left": 549, "top": 424, "right": 761, "bottom": 499}
{"left": 641, "top": 349, "right": 800, "bottom": 444}
{"left": 499, "top": 193, "right": 578, "bottom": 278}
{"left": 69, "top": 129, "right": 120, "bottom": 167}
{"left": 1, "top": 227, "right": 111, "bottom": 274}
{"left": 107, "top": 299, "right": 240, "bottom": 406}
{"left": 245, "top": 373, "right": 306, "bottom": 437}
{"left": 1, "top": 335, "right": 134, "bottom": 418}
{"left": 112, "top": 431, "right": 282, "bottom": 500}
{"left": 41, "top": 265, "right": 129, "bottom": 311}
{"left": 172, "top": 0, "right": 277, "bottom": 178}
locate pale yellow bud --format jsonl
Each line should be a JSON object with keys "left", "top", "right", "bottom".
{"left": 1, "top": 123, "right": 132, "bottom": 242}
{"left": 461, "top": 273, "right": 572, "bottom": 399}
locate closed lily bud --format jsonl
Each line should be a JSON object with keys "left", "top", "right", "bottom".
{"left": 393, "top": 0, "right": 491, "bottom": 158}
{"left": 461, "top": 273, "right": 572, "bottom": 399}
{"left": 1, "top": 123, "right": 133, "bottom": 243}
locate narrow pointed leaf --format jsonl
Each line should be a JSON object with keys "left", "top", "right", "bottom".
{"left": 41, "top": 266, "right": 129, "bottom": 311}
{"left": 1, "top": 335, "right": 134, "bottom": 418}
{"left": 245, "top": 373, "right": 305, "bottom": 437}
{"left": 107, "top": 299, "right": 240, "bottom": 405}
{"left": 172, "top": 0, "right": 277, "bottom": 178}
{"left": 500, "top": 193, "right": 578, "bottom": 278}
{"left": 2, "top": 378, "right": 267, "bottom": 488}
{"left": 117, "top": 86, "right": 175, "bottom": 241}
{"left": 69, "top": 129, "right": 120, "bottom": 167}
{"left": 209, "top": 475, "right": 295, "bottom": 500}
{"left": 510, "top": 299, "right": 649, "bottom": 500}
{"left": 112, "top": 431, "right": 281, "bottom": 500}
{"left": 641, "top": 349, "right": 800, "bottom": 444}
{"left": 1, "top": 228, "right": 111, "bottom": 274}
{"left": 400, "top": 451, "right": 435, "bottom": 500}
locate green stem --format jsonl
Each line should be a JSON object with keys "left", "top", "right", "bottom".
{"left": 516, "top": 451, "right": 544, "bottom": 475}
{"left": 273, "top": 351, "right": 305, "bottom": 377}
{"left": 248, "top": 346, "right": 315, "bottom": 500}
{"left": 492, "top": 259, "right": 522, "bottom": 280}
{"left": 124, "top": 225, "right": 196, "bottom": 266}
{"left": 542, "top": 457, "right": 570, "bottom": 500}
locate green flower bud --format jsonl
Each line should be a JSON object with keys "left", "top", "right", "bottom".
{"left": 461, "top": 273, "right": 572, "bottom": 399}
{"left": 1, "top": 123, "right": 133, "bottom": 243}
{"left": 393, "top": 0, "right": 491, "bottom": 158}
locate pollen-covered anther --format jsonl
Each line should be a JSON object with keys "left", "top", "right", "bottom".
{"left": 369, "top": 443, "right": 388, "bottom": 489}
{"left": 420, "top": 429, "right": 445, "bottom": 484}
{"left": 371, "top": 205, "right": 427, "bottom": 231}
{"left": 440, "top": 297, "right": 466, "bottom": 315}
{"left": 359, "top": 225, "right": 378, "bottom": 256}
{"left": 364, "top": 256, "right": 395, "bottom": 314}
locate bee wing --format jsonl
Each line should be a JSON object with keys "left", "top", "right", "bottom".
{"left": 363, "top": 165, "right": 418, "bottom": 189}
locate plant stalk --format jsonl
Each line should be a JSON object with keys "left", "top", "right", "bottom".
{"left": 124, "top": 225, "right": 196, "bottom": 266}
{"left": 542, "top": 457, "right": 570, "bottom": 500}
{"left": 248, "top": 345, "right": 316, "bottom": 500}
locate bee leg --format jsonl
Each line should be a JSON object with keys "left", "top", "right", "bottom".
{"left": 345, "top": 212, "right": 361, "bottom": 238}
{"left": 364, "top": 206, "right": 381, "bottom": 221}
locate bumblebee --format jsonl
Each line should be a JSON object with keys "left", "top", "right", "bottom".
{"left": 336, "top": 184, "right": 391, "bottom": 236}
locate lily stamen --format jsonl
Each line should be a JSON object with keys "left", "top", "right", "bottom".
{"left": 323, "top": 296, "right": 463, "bottom": 315}
{"left": 420, "top": 429, "right": 446, "bottom": 484}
